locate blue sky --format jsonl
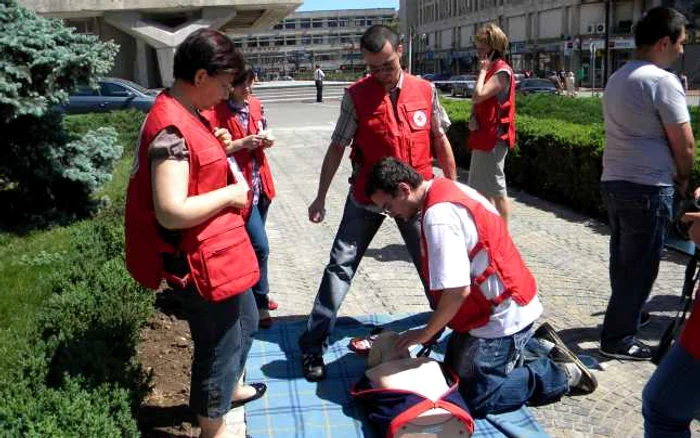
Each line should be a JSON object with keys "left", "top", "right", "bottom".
{"left": 297, "top": 0, "right": 398, "bottom": 12}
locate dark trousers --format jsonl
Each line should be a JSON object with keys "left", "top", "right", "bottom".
{"left": 315, "top": 80, "right": 323, "bottom": 102}
{"left": 600, "top": 181, "right": 674, "bottom": 350}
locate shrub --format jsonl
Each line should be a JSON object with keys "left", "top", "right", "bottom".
{"left": 0, "top": 0, "right": 121, "bottom": 227}
{"left": 0, "top": 110, "right": 152, "bottom": 436}
{"left": 442, "top": 95, "right": 698, "bottom": 218}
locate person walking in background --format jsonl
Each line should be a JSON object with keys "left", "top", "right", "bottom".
{"left": 314, "top": 64, "right": 325, "bottom": 102}
{"left": 600, "top": 7, "right": 694, "bottom": 361}
{"left": 124, "top": 29, "right": 266, "bottom": 438}
{"left": 299, "top": 24, "right": 457, "bottom": 382}
{"left": 468, "top": 23, "right": 516, "bottom": 228}
{"left": 203, "top": 67, "right": 279, "bottom": 330}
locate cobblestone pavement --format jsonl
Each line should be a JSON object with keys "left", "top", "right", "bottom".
{"left": 248, "top": 101, "right": 700, "bottom": 437}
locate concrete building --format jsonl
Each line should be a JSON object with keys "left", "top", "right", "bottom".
{"left": 400, "top": 0, "right": 698, "bottom": 87}
{"left": 18, "top": 0, "right": 303, "bottom": 87}
{"left": 228, "top": 8, "right": 397, "bottom": 78}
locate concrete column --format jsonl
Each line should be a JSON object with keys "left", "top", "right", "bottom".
{"left": 156, "top": 47, "right": 177, "bottom": 87}
{"left": 134, "top": 40, "right": 149, "bottom": 87}
{"left": 104, "top": 7, "right": 237, "bottom": 87}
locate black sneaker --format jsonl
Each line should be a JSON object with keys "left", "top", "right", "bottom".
{"left": 639, "top": 310, "right": 651, "bottom": 329}
{"left": 302, "top": 353, "right": 326, "bottom": 381}
{"left": 550, "top": 346, "right": 598, "bottom": 394}
{"left": 599, "top": 339, "right": 652, "bottom": 361}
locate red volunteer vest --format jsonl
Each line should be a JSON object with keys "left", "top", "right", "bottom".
{"left": 203, "top": 96, "right": 276, "bottom": 218}
{"left": 348, "top": 74, "right": 434, "bottom": 205}
{"left": 680, "top": 295, "right": 700, "bottom": 359}
{"left": 125, "top": 92, "right": 259, "bottom": 301}
{"left": 420, "top": 178, "right": 537, "bottom": 332}
{"left": 468, "top": 59, "right": 516, "bottom": 151}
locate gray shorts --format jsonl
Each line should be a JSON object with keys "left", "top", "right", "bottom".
{"left": 467, "top": 143, "right": 508, "bottom": 198}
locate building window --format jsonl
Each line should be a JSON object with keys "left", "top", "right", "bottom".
{"left": 355, "top": 18, "right": 366, "bottom": 27}
{"left": 285, "top": 20, "right": 296, "bottom": 29}
{"left": 312, "top": 18, "right": 323, "bottom": 28}
{"left": 312, "top": 36, "right": 324, "bottom": 44}
{"left": 338, "top": 18, "right": 348, "bottom": 27}
{"left": 233, "top": 39, "right": 243, "bottom": 48}
{"left": 274, "top": 36, "right": 284, "bottom": 46}
{"left": 301, "top": 35, "right": 312, "bottom": 45}
{"left": 301, "top": 18, "right": 311, "bottom": 28}
{"left": 248, "top": 38, "right": 258, "bottom": 48}
{"left": 286, "top": 36, "right": 296, "bottom": 45}
{"left": 328, "top": 18, "right": 338, "bottom": 27}
{"left": 259, "top": 37, "right": 270, "bottom": 47}
{"left": 273, "top": 23, "right": 282, "bottom": 30}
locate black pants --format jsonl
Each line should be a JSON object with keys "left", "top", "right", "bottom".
{"left": 315, "top": 80, "right": 323, "bottom": 102}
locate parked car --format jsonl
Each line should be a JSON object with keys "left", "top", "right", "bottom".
{"left": 59, "top": 78, "right": 158, "bottom": 115}
{"left": 432, "top": 74, "right": 454, "bottom": 91}
{"left": 516, "top": 78, "right": 559, "bottom": 95}
{"left": 451, "top": 75, "right": 477, "bottom": 97}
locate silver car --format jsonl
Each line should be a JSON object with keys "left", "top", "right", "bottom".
{"left": 450, "top": 75, "right": 477, "bottom": 97}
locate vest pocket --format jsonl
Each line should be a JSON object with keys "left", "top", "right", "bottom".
{"left": 185, "top": 221, "right": 259, "bottom": 301}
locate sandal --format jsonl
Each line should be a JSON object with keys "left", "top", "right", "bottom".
{"left": 230, "top": 382, "right": 267, "bottom": 409}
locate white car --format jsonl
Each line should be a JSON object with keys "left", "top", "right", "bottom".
{"left": 450, "top": 75, "right": 477, "bottom": 97}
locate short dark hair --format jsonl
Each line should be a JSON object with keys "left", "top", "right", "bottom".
{"left": 365, "top": 158, "right": 423, "bottom": 198}
{"left": 232, "top": 66, "right": 255, "bottom": 86}
{"left": 174, "top": 29, "right": 245, "bottom": 83}
{"left": 360, "top": 25, "right": 400, "bottom": 53}
{"left": 634, "top": 7, "right": 688, "bottom": 47}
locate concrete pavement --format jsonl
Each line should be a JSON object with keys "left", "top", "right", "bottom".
{"left": 238, "top": 99, "right": 700, "bottom": 437}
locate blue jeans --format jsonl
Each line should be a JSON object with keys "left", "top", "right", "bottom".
{"left": 245, "top": 197, "right": 271, "bottom": 310}
{"left": 298, "top": 194, "right": 428, "bottom": 355}
{"left": 643, "top": 343, "right": 700, "bottom": 437}
{"left": 176, "top": 285, "right": 259, "bottom": 418}
{"left": 444, "top": 324, "right": 569, "bottom": 417}
{"left": 600, "top": 181, "right": 674, "bottom": 350}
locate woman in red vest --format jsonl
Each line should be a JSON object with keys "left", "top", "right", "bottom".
{"left": 203, "top": 67, "right": 278, "bottom": 329}
{"left": 468, "top": 24, "right": 516, "bottom": 227}
{"left": 124, "top": 30, "right": 266, "bottom": 437}
{"left": 643, "top": 193, "right": 700, "bottom": 436}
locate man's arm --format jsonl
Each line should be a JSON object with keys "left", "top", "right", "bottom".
{"left": 665, "top": 122, "right": 695, "bottom": 194}
{"left": 433, "top": 133, "right": 457, "bottom": 180}
{"left": 395, "top": 286, "right": 469, "bottom": 350}
{"left": 656, "top": 75, "right": 695, "bottom": 195}
{"left": 308, "top": 143, "right": 345, "bottom": 222}
{"left": 430, "top": 85, "right": 457, "bottom": 180}
{"left": 308, "top": 90, "right": 357, "bottom": 222}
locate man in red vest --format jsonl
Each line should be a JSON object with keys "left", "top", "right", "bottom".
{"left": 365, "top": 157, "right": 597, "bottom": 415}
{"left": 299, "top": 24, "right": 457, "bottom": 381}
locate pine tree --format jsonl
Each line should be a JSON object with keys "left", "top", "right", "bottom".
{"left": 0, "top": 0, "right": 122, "bottom": 226}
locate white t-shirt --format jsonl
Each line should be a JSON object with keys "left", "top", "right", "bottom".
{"left": 423, "top": 181, "right": 542, "bottom": 338}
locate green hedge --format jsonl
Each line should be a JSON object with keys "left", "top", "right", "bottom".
{"left": 0, "top": 110, "right": 152, "bottom": 437}
{"left": 444, "top": 95, "right": 699, "bottom": 218}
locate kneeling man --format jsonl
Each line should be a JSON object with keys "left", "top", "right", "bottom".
{"left": 365, "top": 158, "right": 597, "bottom": 416}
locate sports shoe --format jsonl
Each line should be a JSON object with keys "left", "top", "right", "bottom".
{"left": 639, "top": 310, "right": 651, "bottom": 329}
{"left": 302, "top": 353, "right": 326, "bottom": 381}
{"left": 599, "top": 339, "right": 652, "bottom": 361}
{"left": 534, "top": 322, "right": 566, "bottom": 350}
{"left": 550, "top": 344, "right": 598, "bottom": 394}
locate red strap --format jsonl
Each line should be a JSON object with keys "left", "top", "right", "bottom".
{"left": 473, "top": 265, "right": 497, "bottom": 286}
{"left": 388, "top": 398, "right": 435, "bottom": 438}
{"left": 491, "top": 289, "right": 514, "bottom": 306}
{"left": 468, "top": 241, "right": 484, "bottom": 259}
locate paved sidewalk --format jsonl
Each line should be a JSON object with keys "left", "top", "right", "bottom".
{"left": 243, "top": 101, "right": 700, "bottom": 437}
